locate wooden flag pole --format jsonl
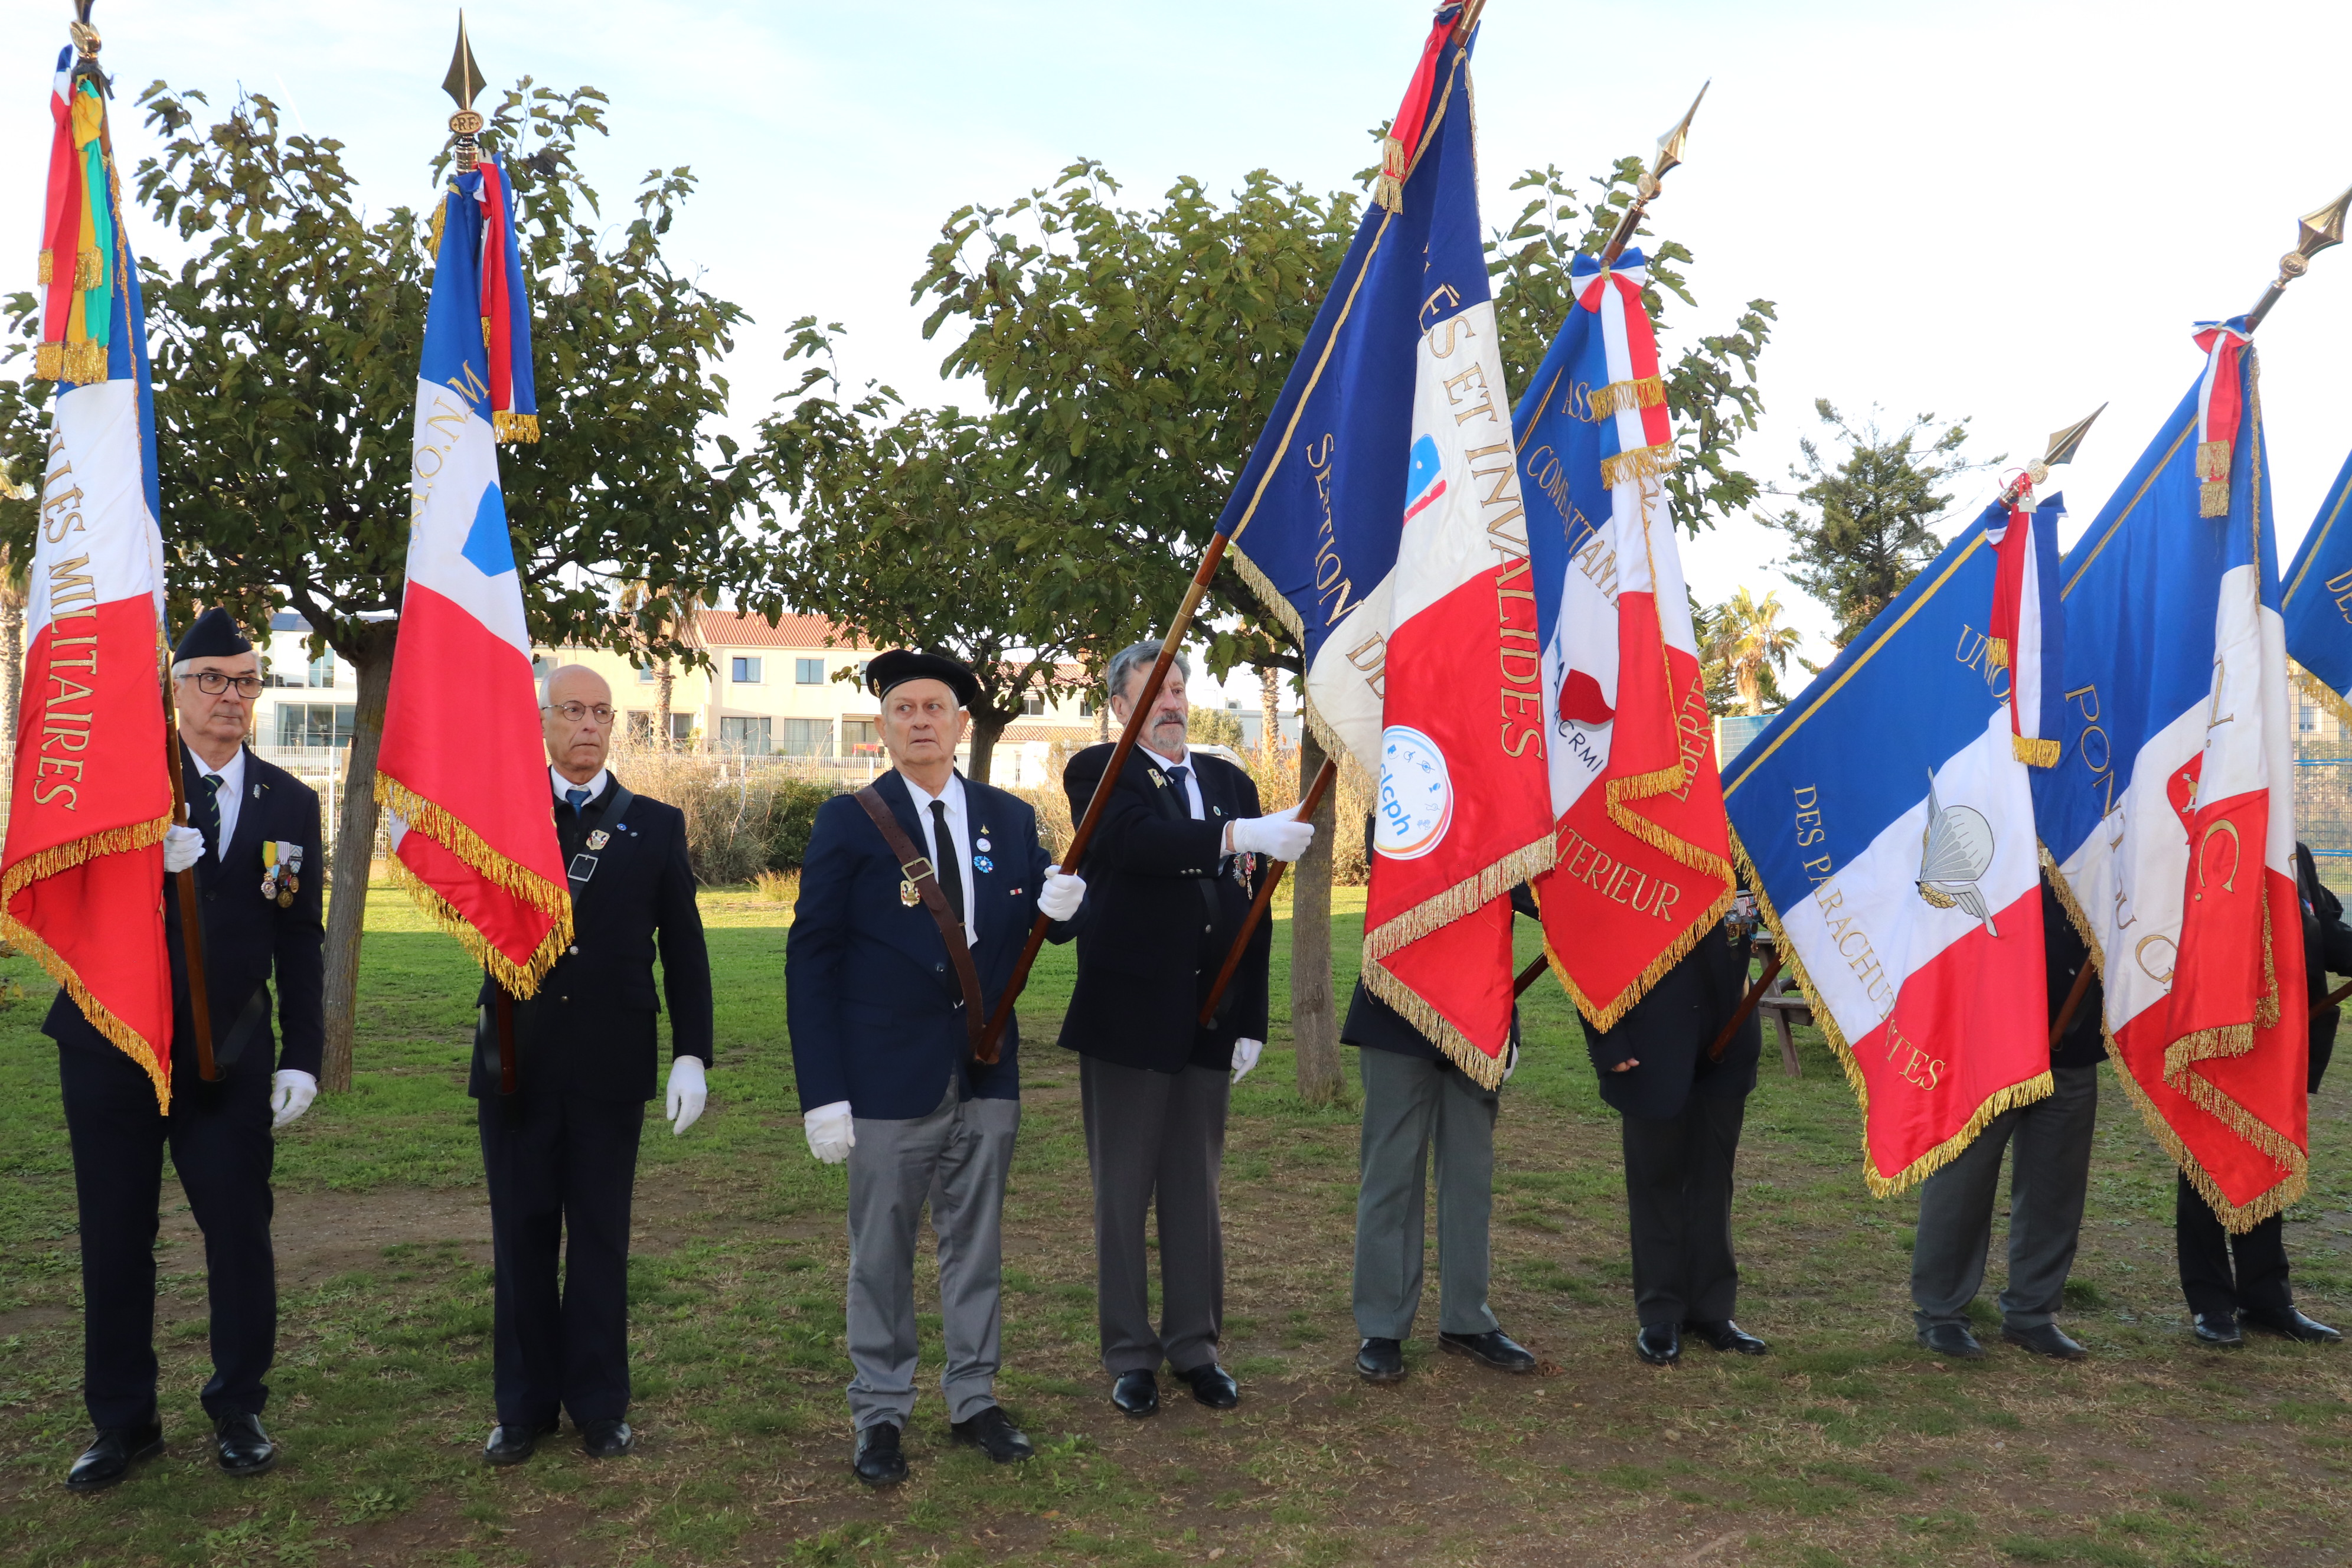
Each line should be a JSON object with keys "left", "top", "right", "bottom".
{"left": 2047, "top": 959, "right": 2098, "bottom": 1050}
{"left": 1513, "top": 951, "right": 1548, "bottom": 997}
{"left": 975, "top": 534, "right": 1234, "bottom": 1061}
{"left": 1197, "top": 758, "right": 1337, "bottom": 1028}
{"left": 1709, "top": 943, "right": 1781, "bottom": 1063}
{"left": 162, "top": 680, "right": 218, "bottom": 1083}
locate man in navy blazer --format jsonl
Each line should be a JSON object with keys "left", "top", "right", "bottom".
{"left": 48, "top": 609, "right": 324, "bottom": 1490}
{"left": 788, "top": 650, "right": 1084, "bottom": 1487}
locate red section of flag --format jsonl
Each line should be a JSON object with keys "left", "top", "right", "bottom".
{"left": 477, "top": 159, "right": 514, "bottom": 422}
{"left": 39, "top": 79, "right": 77, "bottom": 344}
{"left": 377, "top": 583, "right": 570, "bottom": 991}
{"left": 1537, "top": 593, "right": 1734, "bottom": 1025}
{"left": 2, "top": 599, "right": 172, "bottom": 1100}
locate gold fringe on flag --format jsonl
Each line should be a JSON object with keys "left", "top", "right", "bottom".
{"left": 2195, "top": 439, "right": 2232, "bottom": 480}
{"left": 375, "top": 772, "right": 574, "bottom": 997}
{"left": 2011, "top": 734, "right": 2060, "bottom": 767}
{"left": 427, "top": 196, "right": 448, "bottom": 263}
{"left": 1373, "top": 135, "right": 1406, "bottom": 214}
{"left": 2292, "top": 662, "right": 2352, "bottom": 734}
{"left": 494, "top": 411, "right": 541, "bottom": 444}
{"left": 1360, "top": 832, "right": 1558, "bottom": 1089}
{"left": 0, "top": 812, "right": 176, "bottom": 1111}
{"left": 1729, "top": 828, "right": 2054, "bottom": 1195}
{"left": 1599, "top": 443, "right": 1675, "bottom": 491}
{"left": 2036, "top": 841, "right": 2305, "bottom": 1230}
{"left": 73, "top": 246, "right": 102, "bottom": 289}
{"left": 38, "top": 247, "right": 53, "bottom": 285}
{"left": 2200, "top": 481, "right": 2229, "bottom": 518}
{"left": 1587, "top": 375, "right": 1666, "bottom": 422}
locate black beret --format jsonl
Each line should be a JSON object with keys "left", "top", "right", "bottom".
{"left": 173, "top": 606, "right": 253, "bottom": 663}
{"left": 866, "top": 649, "right": 978, "bottom": 710}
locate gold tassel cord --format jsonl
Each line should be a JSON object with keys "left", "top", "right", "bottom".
{"left": 1983, "top": 636, "right": 2010, "bottom": 671}
{"left": 1373, "top": 134, "right": 1406, "bottom": 214}
{"left": 38, "top": 247, "right": 53, "bottom": 285}
{"left": 374, "top": 773, "right": 575, "bottom": 995}
{"left": 2200, "top": 481, "right": 2229, "bottom": 519}
{"left": 1599, "top": 443, "right": 1675, "bottom": 492}
{"left": 494, "top": 410, "right": 541, "bottom": 444}
{"left": 2013, "top": 735, "right": 2060, "bottom": 767}
{"left": 1586, "top": 375, "right": 1666, "bottom": 423}
{"left": 2195, "top": 439, "right": 2232, "bottom": 481}
{"left": 73, "top": 246, "right": 102, "bottom": 289}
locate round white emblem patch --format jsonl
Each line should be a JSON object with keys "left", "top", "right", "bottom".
{"left": 1375, "top": 726, "right": 1454, "bottom": 861}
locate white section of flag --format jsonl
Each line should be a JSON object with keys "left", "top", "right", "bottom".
{"left": 29, "top": 380, "right": 162, "bottom": 639}
{"left": 405, "top": 378, "right": 527, "bottom": 655}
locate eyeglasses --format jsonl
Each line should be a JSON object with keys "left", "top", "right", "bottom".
{"left": 545, "top": 701, "right": 617, "bottom": 725}
{"left": 184, "top": 671, "right": 263, "bottom": 697}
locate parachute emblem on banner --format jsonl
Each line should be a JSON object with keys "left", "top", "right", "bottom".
{"left": 1917, "top": 772, "right": 2000, "bottom": 935}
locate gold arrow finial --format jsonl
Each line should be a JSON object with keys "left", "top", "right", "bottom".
{"left": 442, "top": 11, "right": 486, "bottom": 173}
{"left": 1602, "top": 81, "right": 1709, "bottom": 266}
{"left": 2001, "top": 404, "right": 2106, "bottom": 504}
{"left": 2245, "top": 183, "right": 2352, "bottom": 330}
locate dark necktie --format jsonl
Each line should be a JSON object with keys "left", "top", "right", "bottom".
{"left": 1167, "top": 766, "right": 1193, "bottom": 819}
{"left": 195, "top": 773, "right": 223, "bottom": 860}
{"left": 930, "top": 799, "right": 966, "bottom": 935}
{"left": 566, "top": 788, "right": 589, "bottom": 816}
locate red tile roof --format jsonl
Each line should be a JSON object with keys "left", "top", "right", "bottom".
{"left": 694, "top": 611, "right": 870, "bottom": 652}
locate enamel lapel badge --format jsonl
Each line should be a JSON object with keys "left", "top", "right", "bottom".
{"left": 587, "top": 829, "right": 610, "bottom": 851}
{"left": 900, "top": 879, "right": 921, "bottom": 907}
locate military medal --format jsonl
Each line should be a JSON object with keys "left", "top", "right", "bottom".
{"left": 260, "top": 842, "right": 279, "bottom": 901}
{"left": 587, "top": 829, "right": 610, "bottom": 850}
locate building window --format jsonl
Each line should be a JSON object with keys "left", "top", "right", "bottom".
{"left": 842, "top": 718, "right": 880, "bottom": 754}
{"left": 1079, "top": 695, "right": 1096, "bottom": 717}
{"left": 275, "top": 703, "right": 355, "bottom": 750}
{"left": 718, "top": 716, "right": 772, "bottom": 755}
{"left": 636, "top": 664, "right": 655, "bottom": 684}
{"left": 796, "top": 657, "right": 825, "bottom": 685}
{"left": 731, "top": 656, "right": 763, "bottom": 684}
{"left": 307, "top": 649, "right": 336, "bottom": 688}
{"left": 1021, "top": 691, "right": 1045, "bottom": 717}
{"left": 627, "top": 711, "right": 693, "bottom": 744}
{"left": 2300, "top": 702, "right": 2322, "bottom": 734}
{"left": 779, "top": 717, "right": 833, "bottom": 758}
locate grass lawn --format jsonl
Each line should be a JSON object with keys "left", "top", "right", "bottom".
{"left": 4, "top": 882, "right": 2351, "bottom": 1567}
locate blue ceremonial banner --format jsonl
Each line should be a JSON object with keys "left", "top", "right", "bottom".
{"left": 1722, "top": 497, "right": 2064, "bottom": 1191}
{"left": 2280, "top": 447, "right": 2352, "bottom": 726}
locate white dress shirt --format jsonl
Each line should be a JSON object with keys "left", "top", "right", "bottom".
{"left": 551, "top": 765, "right": 612, "bottom": 809}
{"left": 1138, "top": 743, "right": 1206, "bottom": 821}
{"left": 189, "top": 743, "right": 247, "bottom": 860}
{"left": 903, "top": 769, "right": 978, "bottom": 944}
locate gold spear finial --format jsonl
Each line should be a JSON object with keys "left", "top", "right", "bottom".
{"left": 442, "top": 12, "right": 486, "bottom": 172}
{"left": 2001, "top": 404, "right": 2106, "bottom": 505}
{"left": 1602, "top": 81, "right": 1709, "bottom": 266}
{"left": 2245, "top": 184, "right": 2352, "bottom": 330}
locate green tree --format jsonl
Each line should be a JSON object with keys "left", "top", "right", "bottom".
{"left": 0, "top": 81, "right": 754, "bottom": 1087}
{"left": 1185, "top": 704, "right": 1244, "bottom": 750}
{"left": 1765, "top": 401, "right": 1986, "bottom": 647}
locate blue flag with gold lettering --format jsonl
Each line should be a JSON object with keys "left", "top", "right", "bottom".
{"left": 2281, "top": 447, "right": 2352, "bottom": 727}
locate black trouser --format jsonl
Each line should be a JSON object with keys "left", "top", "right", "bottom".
{"left": 58, "top": 1040, "right": 277, "bottom": 1430}
{"left": 1620, "top": 1094, "right": 1746, "bottom": 1328}
{"left": 2175, "top": 1171, "right": 2292, "bottom": 1321}
{"left": 478, "top": 1093, "right": 645, "bottom": 1427}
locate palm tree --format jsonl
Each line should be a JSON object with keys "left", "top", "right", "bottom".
{"left": 1711, "top": 586, "right": 1803, "bottom": 717}
{"left": 618, "top": 580, "right": 703, "bottom": 749}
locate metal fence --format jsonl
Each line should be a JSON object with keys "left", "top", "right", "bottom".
{"left": 2298, "top": 737, "right": 2352, "bottom": 890}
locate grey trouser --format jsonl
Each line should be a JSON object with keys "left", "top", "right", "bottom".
{"left": 1080, "top": 1055, "right": 1229, "bottom": 1375}
{"left": 845, "top": 1077, "right": 1020, "bottom": 1431}
{"left": 1353, "top": 1046, "right": 1500, "bottom": 1340}
{"left": 1622, "top": 1094, "right": 1747, "bottom": 1328}
{"left": 1910, "top": 1063, "right": 2098, "bottom": 1332}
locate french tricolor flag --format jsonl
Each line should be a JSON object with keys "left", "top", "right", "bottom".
{"left": 375, "top": 154, "right": 571, "bottom": 994}
{"left": 1726, "top": 495, "right": 2067, "bottom": 1193}
{"left": 2039, "top": 326, "right": 2308, "bottom": 1230}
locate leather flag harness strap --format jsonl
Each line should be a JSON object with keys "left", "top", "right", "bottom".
{"left": 854, "top": 786, "right": 990, "bottom": 1059}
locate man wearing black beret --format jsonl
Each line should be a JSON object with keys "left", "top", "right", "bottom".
{"left": 789, "top": 649, "right": 1086, "bottom": 1486}
{"left": 50, "top": 607, "right": 324, "bottom": 1489}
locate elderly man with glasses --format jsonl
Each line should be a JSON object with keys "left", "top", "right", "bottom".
{"left": 49, "top": 607, "right": 324, "bottom": 1489}
{"left": 472, "top": 663, "right": 713, "bottom": 1467}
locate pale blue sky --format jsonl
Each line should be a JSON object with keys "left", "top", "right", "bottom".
{"left": 14, "top": 0, "right": 2352, "bottom": 671}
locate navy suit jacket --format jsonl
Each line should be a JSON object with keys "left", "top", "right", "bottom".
{"left": 1056, "top": 743, "right": 1271, "bottom": 1074}
{"left": 471, "top": 781, "right": 712, "bottom": 1101}
{"left": 1581, "top": 914, "right": 1761, "bottom": 1122}
{"left": 44, "top": 743, "right": 326, "bottom": 1079}
{"left": 787, "top": 769, "right": 1074, "bottom": 1120}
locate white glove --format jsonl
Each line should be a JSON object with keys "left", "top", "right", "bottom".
{"left": 1229, "top": 806, "right": 1314, "bottom": 862}
{"left": 1231, "top": 1037, "right": 1263, "bottom": 1084}
{"left": 270, "top": 1069, "right": 317, "bottom": 1129}
{"left": 666, "top": 1055, "right": 707, "bottom": 1136}
{"left": 1502, "top": 1037, "right": 1520, "bottom": 1084}
{"left": 163, "top": 825, "right": 204, "bottom": 874}
{"left": 804, "top": 1100, "right": 855, "bottom": 1164}
{"left": 1038, "top": 865, "right": 1086, "bottom": 922}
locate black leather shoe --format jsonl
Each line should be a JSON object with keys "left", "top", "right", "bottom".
{"left": 1635, "top": 1324, "right": 1681, "bottom": 1366}
{"left": 1916, "top": 1321, "right": 1987, "bottom": 1360}
{"left": 2002, "top": 1322, "right": 2088, "bottom": 1360}
{"left": 1684, "top": 1319, "right": 1769, "bottom": 1356}
{"left": 949, "top": 1405, "right": 1034, "bottom": 1464}
{"left": 64, "top": 1420, "right": 163, "bottom": 1492}
{"left": 1440, "top": 1329, "right": 1538, "bottom": 1373}
{"left": 2244, "top": 1306, "right": 2343, "bottom": 1344}
{"left": 1356, "top": 1337, "right": 1406, "bottom": 1383}
{"left": 484, "top": 1418, "right": 560, "bottom": 1466}
{"left": 213, "top": 1413, "right": 276, "bottom": 1478}
{"left": 1110, "top": 1369, "right": 1159, "bottom": 1418}
{"left": 1177, "top": 1362, "right": 1240, "bottom": 1409}
{"left": 579, "top": 1418, "right": 634, "bottom": 1458}
{"left": 2192, "top": 1313, "right": 2243, "bottom": 1347}
{"left": 852, "top": 1422, "right": 907, "bottom": 1487}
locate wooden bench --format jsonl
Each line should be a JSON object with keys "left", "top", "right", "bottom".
{"left": 1752, "top": 942, "right": 1808, "bottom": 1078}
